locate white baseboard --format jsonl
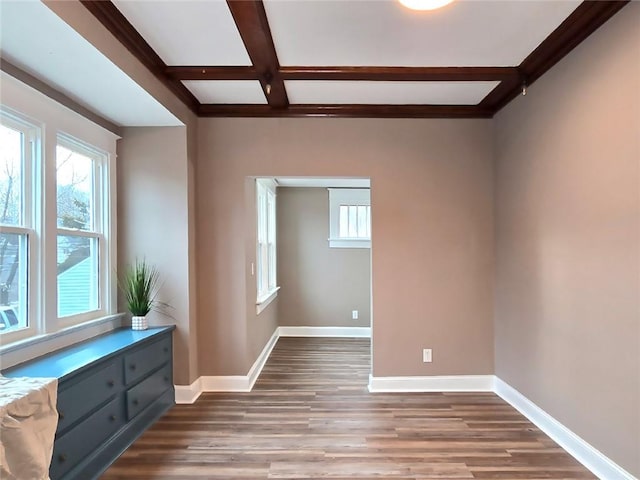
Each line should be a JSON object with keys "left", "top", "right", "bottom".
{"left": 174, "top": 378, "right": 202, "bottom": 404}
{"left": 247, "top": 328, "right": 280, "bottom": 390}
{"left": 368, "top": 374, "right": 495, "bottom": 392}
{"left": 494, "top": 378, "right": 635, "bottom": 480}
{"left": 278, "top": 326, "right": 371, "bottom": 337}
{"left": 200, "top": 375, "right": 251, "bottom": 392}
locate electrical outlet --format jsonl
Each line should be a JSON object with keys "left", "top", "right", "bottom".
{"left": 423, "top": 348, "right": 432, "bottom": 363}
{"left": 352, "top": 310, "right": 359, "bottom": 320}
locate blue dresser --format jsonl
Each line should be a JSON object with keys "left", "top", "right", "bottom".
{"left": 3, "top": 326, "right": 175, "bottom": 480}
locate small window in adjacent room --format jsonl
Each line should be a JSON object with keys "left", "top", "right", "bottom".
{"left": 328, "top": 188, "right": 371, "bottom": 248}
{"left": 256, "top": 178, "right": 278, "bottom": 309}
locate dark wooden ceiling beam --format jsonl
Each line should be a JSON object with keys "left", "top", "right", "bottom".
{"left": 165, "top": 66, "right": 519, "bottom": 82}
{"left": 489, "top": 0, "right": 629, "bottom": 113}
{"left": 522, "top": 0, "right": 629, "bottom": 84}
{"left": 280, "top": 66, "right": 519, "bottom": 82}
{"left": 226, "top": 0, "right": 288, "bottom": 108}
{"left": 165, "top": 66, "right": 258, "bottom": 81}
{"left": 199, "top": 104, "right": 493, "bottom": 119}
{"left": 80, "top": 0, "right": 199, "bottom": 114}
{"left": 478, "top": 72, "right": 524, "bottom": 112}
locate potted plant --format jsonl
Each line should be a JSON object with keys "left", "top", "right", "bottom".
{"left": 119, "top": 259, "right": 161, "bottom": 331}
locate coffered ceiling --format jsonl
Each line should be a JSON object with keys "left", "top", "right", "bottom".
{"left": 80, "top": 0, "right": 629, "bottom": 118}
{"left": 2, "top": 0, "right": 627, "bottom": 122}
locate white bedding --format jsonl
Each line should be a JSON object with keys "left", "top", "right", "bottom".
{"left": 0, "top": 376, "right": 58, "bottom": 480}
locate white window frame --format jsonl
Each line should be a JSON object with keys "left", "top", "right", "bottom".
{"left": 256, "top": 178, "right": 278, "bottom": 313}
{"left": 328, "top": 188, "right": 371, "bottom": 249}
{"left": 55, "top": 135, "right": 110, "bottom": 327}
{"left": 0, "top": 111, "right": 40, "bottom": 344}
{"left": 0, "top": 103, "right": 116, "bottom": 349}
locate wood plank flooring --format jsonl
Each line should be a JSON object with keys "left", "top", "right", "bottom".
{"left": 102, "top": 337, "right": 595, "bottom": 479}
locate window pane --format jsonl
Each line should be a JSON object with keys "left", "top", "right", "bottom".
{"left": 0, "top": 233, "right": 27, "bottom": 332}
{"left": 257, "top": 191, "right": 266, "bottom": 243}
{"left": 260, "top": 243, "right": 268, "bottom": 294}
{"left": 267, "top": 192, "right": 275, "bottom": 243}
{"left": 357, "top": 205, "right": 368, "bottom": 238}
{"left": 339, "top": 205, "right": 348, "bottom": 238}
{"left": 348, "top": 206, "right": 358, "bottom": 238}
{"left": 57, "top": 235, "right": 99, "bottom": 317}
{"left": 0, "top": 124, "right": 23, "bottom": 226}
{"left": 268, "top": 243, "right": 276, "bottom": 289}
{"left": 57, "top": 145, "right": 93, "bottom": 231}
{"left": 366, "top": 206, "right": 371, "bottom": 239}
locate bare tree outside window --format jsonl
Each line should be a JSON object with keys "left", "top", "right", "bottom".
{"left": 56, "top": 143, "right": 100, "bottom": 317}
{"left": 56, "top": 145, "right": 92, "bottom": 274}
{"left": 0, "top": 124, "right": 24, "bottom": 326}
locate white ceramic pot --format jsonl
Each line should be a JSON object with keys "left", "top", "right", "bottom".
{"left": 131, "top": 315, "right": 148, "bottom": 331}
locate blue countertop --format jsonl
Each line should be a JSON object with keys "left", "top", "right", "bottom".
{"left": 3, "top": 326, "right": 175, "bottom": 381}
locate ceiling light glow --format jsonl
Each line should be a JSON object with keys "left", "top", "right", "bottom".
{"left": 398, "top": 0, "right": 455, "bottom": 11}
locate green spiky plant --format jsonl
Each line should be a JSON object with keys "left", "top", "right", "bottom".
{"left": 119, "top": 259, "right": 161, "bottom": 316}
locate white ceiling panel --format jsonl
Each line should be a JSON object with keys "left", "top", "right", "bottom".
{"left": 183, "top": 81, "right": 267, "bottom": 104}
{"left": 265, "top": 0, "right": 581, "bottom": 67}
{"left": 112, "top": 0, "right": 251, "bottom": 66}
{"left": 0, "top": 1, "right": 181, "bottom": 127}
{"left": 285, "top": 81, "right": 499, "bottom": 105}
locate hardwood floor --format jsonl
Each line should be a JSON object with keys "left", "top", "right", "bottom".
{"left": 102, "top": 337, "right": 595, "bottom": 479}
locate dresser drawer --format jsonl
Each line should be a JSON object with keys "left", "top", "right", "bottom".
{"left": 124, "top": 336, "right": 171, "bottom": 385}
{"left": 126, "top": 363, "right": 172, "bottom": 420}
{"left": 50, "top": 396, "right": 125, "bottom": 479}
{"left": 56, "top": 361, "right": 122, "bottom": 434}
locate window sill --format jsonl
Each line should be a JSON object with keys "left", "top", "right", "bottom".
{"left": 256, "top": 286, "right": 280, "bottom": 315}
{"left": 0, "top": 313, "right": 125, "bottom": 370}
{"left": 328, "top": 238, "right": 371, "bottom": 249}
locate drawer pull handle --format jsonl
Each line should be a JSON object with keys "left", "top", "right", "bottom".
{"left": 129, "top": 364, "right": 136, "bottom": 371}
{"left": 58, "top": 454, "right": 67, "bottom": 463}
{"left": 58, "top": 411, "right": 65, "bottom": 420}
{"left": 133, "top": 399, "right": 139, "bottom": 406}
{"left": 109, "top": 414, "right": 116, "bottom": 422}
{"left": 107, "top": 379, "right": 115, "bottom": 387}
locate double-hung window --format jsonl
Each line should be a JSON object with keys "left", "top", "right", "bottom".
{"left": 56, "top": 137, "right": 107, "bottom": 322}
{"left": 328, "top": 188, "right": 371, "bottom": 248}
{"left": 256, "top": 178, "right": 277, "bottom": 310}
{"left": 0, "top": 114, "right": 37, "bottom": 338}
{"left": 0, "top": 102, "right": 114, "bottom": 347}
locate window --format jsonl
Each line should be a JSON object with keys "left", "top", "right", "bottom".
{"left": 256, "top": 178, "right": 278, "bottom": 309}
{"left": 328, "top": 188, "right": 371, "bottom": 248}
{"left": 0, "top": 116, "right": 36, "bottom": 336}
{"left": 56, "top": 138, "right": 106, "bottom": 321}
{"left": 0, "top": 105, "right": 114, "bottom": 346}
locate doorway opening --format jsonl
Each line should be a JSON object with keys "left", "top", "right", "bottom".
{"left": 260, "top": 176, "right": 373, "bottom": 379}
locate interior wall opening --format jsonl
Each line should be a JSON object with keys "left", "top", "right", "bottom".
{"left": 258, "top": 176, "right": 373, "bottom": 374}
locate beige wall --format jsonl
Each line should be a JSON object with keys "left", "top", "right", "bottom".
{"left": 277, "top": 187, "right": 371, "bottom": 328}
{"left": 494, "top": 4, "right": 640, "bottom": 477}
{"left": 196, "top": 117, "right": 495, "bottom": 377}
{"left": 117, "top": 126, "right": 197, "bottom": 385}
